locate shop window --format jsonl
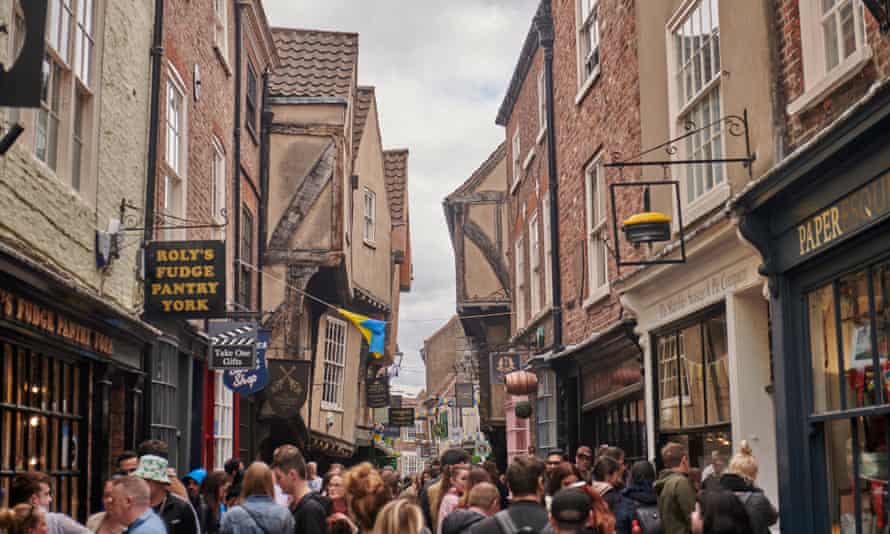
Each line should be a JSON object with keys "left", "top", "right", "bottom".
{"left": 806, "top": 261, "right": 890, "bottom": 532}
{"left": 213, "top": 371, "right": 233, "bottom": 470}
{"left": 656, "top": 309, "right": 731, "bottom": 462}
{"left": 151, "top": 343, "right": 180, "bottom": 469}
{"left": 1, "top": 343, "right": 85, "bottom": 516}
{"left": 536, "top": 370, "right": 557, "bottom": 452}
{"left": 322, "top": 317, "right": 347, "bottom": 410}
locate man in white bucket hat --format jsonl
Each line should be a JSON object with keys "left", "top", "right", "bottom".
{"left": 133, "top": 454, "right": 200, "bottom": 534}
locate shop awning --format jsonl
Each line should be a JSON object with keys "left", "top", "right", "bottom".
{"left": 549, "top": 318, "right": 637, "bottom": 363}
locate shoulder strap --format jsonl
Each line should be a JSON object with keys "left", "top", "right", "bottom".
{"left": 493, "top": 510, "right": 519, "bottom": 534}
{"left": 241, "top": 504, "right": 270, "bottom": 534}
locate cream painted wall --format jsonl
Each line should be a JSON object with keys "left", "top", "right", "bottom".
{"left": 289, "top": 182, "right": 333, "bottom": 250}
{"left": 271, "top": 103, "right": 346, "bottom": 125}
{"left": 464, "top": 239, "right": 501, "bottom": 300}
{"left": 350, "top": 99, "right": 392, "bottom": 306}
{"left": 309, "top": 311, "right": 363, "bottom": 446}
{"left": 267, "top": 132, "right": 331, "bottom": 245}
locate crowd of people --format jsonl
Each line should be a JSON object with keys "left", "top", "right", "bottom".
{"left": 0, "top": 438, "right": 777, "bottom": 534}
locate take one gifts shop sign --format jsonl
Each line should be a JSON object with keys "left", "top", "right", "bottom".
{"left": 144, "top": 241, "right": 226, "bottom": 317}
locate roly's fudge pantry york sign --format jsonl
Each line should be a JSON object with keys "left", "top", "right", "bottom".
{"left": 144, "top": 241, "right": 226, "bottom": 317}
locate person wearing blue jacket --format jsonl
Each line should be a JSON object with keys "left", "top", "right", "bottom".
{"left": 221, "top": 463, "right": 294, "bottom": 534}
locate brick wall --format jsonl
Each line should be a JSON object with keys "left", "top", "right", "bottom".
{"left": 777, "top": 1, "right": 890, "bottom": 151}
{"left": 551, "top": 0, "right": 642, "bottom": 346}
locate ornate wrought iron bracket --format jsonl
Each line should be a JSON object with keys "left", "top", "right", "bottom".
{"left": 864, "top": 0, "right": 890, "bottom": 34}
{"left": 117, "top": 198, "right": 229, "bottom": 234}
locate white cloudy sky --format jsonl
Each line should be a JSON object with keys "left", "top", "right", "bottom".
{"left": 263, "top": 1, "right": 538, "bottom": 393}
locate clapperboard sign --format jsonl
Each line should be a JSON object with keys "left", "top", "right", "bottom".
{"left": 209, "top": 320, "right": 256, "bottom": 370}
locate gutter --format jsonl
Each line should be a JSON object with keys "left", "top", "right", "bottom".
{"left": 233, "top": 2, "right": 244, "bottom": 308}
{"left": 259, "top": 70, "right": 272, "bottom": 314}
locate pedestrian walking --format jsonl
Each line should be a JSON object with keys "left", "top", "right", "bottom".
{"left": 116, "top": 452, "right": 139, "bottom": 475}
{"left": 137, "top": 441, "right": 190, "bottom": 502}
{"left": 575, "top": 446, "right": 594, "bottom": 484}
{"left": 182, "top": 470, "right": 207, "bottom": 512}
{"left": 107, "top": 477, "right": 166, "bottom": 534}
{"left": 469, "top": 455, "right": 549, "bottom": 534}
{"left": 322, "top": 472, "right": 349, "bottom": 515}
{"left": 545, "top": 462, "right": 582, "bottom": 511}
{"left": 343, "top": 463, "right": 389, "bottom": 533}
{"left": 197, "top": 470, "right": 228, "bottom": 534}
{"left": 712, "top": 443, "right": 776, "bottom": 534}
{"left": 599, "top": 448, "right": 627, "bottom": 490}
{"left": 372, "top": 499, "right": 424, "bottom": 534}
{"left": 9, "top": 472, "right": 90, "bottom": 534}
{"left": 0, "top": 504, "right": 48, "bottom": 534}
{"left": 545, "top": 449, "right": 567, "bottom": 477}
{"left": 307, "top": 462, "right": 324, "bottom": 493}
{"left": 435, "top": 464, "right": 469, "bottom": 534}
{"left": 86, "top": 477, "right": 126, "bottom": 534}
{"left": 545, "top": 488, "right": 593, "bottom": 534}
{"left": 220, "top": 462, "right": 294, "bottom": 534}
{"left": 654, "top": 443, "right": 695, "bottom": 534}
{"left": 272, "top": 445, "right": 328, "bottom": 534}
{"left": 133, "top": 454, "right": 200, "bottom": 534}
{"left": 613, "top": 461, "right": 659, "bottom": 534}
{"left": 421, "top": 449, "right": 469, "bottom": 529}
{"left": 700, "top": 453, "right": 725, "bottom": 490}
{"left": 481, "top": 462, "right": 508, "bottom": 513}
{"left": 591, "top": 457, "right": 625, "bottom": 514}
{"left": 441, "top": 482, "right": 499, "bottom": 534}
{"left": 690, "top": 491, "right": 753, "bottom": 534}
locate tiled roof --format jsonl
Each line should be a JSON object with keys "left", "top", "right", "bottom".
{"left": 353, "top": 86, "right": 375, "bottom": 160}
{"left": 383, "top": 149, "right": 409, "bottom": 223}
{"left": 270, "top": 28, "right": 358, "bottom": 99}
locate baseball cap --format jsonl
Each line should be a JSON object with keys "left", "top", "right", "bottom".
{"left": 550, "top": 488, "right": 591, "bottom": 525}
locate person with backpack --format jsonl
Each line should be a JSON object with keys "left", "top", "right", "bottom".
{"left": 220, "top": 462, "right": 294, "bottom": 534}
{"left": 272, "top": 445, "right": 328, "bottom": 534}
{"left": 614, "top": 461, "right": 660, "bottom": 534}
{"left": 712, "top": 442, "right": 776, "bottom": 534}
{"left": 654, "top": 443, "right": 695, "bottom": 534}
{"left": 441, "top": 483, "right": 500, "bottom": 534}
{"left": 469, "top": 455, "right": 549, "bottom": 534}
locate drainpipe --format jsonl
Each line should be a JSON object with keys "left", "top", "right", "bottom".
{"left": 233, "top": 2, "right": 243, "bottom": 309}
{"left": 259, "top": 70, "right": 271, "bottom": 315}
{"left": 141, "top": 0, "right": 165, "bottom": 442}
{"left": 536, "top": 2, "right": 563, "bottom": 352}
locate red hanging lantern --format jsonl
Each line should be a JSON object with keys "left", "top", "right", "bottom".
{"left": 505, "top": 370, "right": 539, "bottom": 395}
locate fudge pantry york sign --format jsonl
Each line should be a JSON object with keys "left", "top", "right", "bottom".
{"left": 144, "top": 241, "right": 226, "bottom": 318}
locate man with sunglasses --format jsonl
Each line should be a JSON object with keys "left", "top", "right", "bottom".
{"left": 9, "top": 472, "right": 90, "bottom": 534}
{"left": 574, "top": 446, "right": 594, "bottom": 483}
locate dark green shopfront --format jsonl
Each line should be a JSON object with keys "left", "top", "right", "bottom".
{"left": 737, "top": 83, "right": 890, "bottom": 533}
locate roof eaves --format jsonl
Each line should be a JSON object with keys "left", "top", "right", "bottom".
{"left": 446, "top": 142, "right": 508, "bottom": 202}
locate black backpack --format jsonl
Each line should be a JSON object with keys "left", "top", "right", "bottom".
{"left": 634, "top": 505, "right": 663, "bottom": 534}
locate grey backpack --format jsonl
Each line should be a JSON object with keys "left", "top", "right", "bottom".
{"left": 634, "top": 505, "right": 663, "bottom": 534}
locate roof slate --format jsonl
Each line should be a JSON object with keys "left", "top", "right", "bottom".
{"left": 383, "top": 149, "right": 409, "bottom": 223}
{"left": 353, "top": 86, "right": 375, "bottom": 160}
{"left": 270, "top": 28, "right": 358, "bottom": 99}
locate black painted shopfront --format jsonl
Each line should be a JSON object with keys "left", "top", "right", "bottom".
{"left": 737, "top": 84, "right": 890, "bottom": 533}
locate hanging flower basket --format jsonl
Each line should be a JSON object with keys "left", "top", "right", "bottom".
{"left": 505, "top": 370, "right": 539, "bottom": 395}
{"left": 514, "top": 400, "right": 533, "bottom": 419}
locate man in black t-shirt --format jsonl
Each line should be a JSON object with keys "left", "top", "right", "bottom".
{"left": 470, "top": 455, "right": 549, "bottom": 534}
{"left": 273, "top": 445, "right": 328, "bottom": 534}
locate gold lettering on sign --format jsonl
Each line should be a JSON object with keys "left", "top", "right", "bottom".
{"left": 798, "top": 207, "right": 843, "bottom": 256}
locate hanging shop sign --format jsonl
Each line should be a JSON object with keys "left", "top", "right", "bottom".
{"left": 209, "top": 321, "right": 256, "bottom": 370}
{"left": 455, "top": 383, "right": 474, "bottom": 408}
{"left": 144, "top": 241, "right": 226, "bottom": 317}
{"left": 366, "top": 373, "right": 390, "bottom": 408}
{"left": 0, "top": 1, "right": 48, "bottom": 108}
{"left": 490, "top": 353, "right": 521, "bottom": 385}
{"left": 383, "top": 424, "right": 400, "bottom": 439}
{"left": 267, "top": 359, "right": 311, "bottom": 417}
{"left": 390, "top": 394, "right": 403, "bottom": 408}
{"left": 0, "top": 287, "right": 113, "bottom": 356}
{"left": 224, "top": 329, "right": 269, "bottom": 393}
{"left": 785, "top": 169, "right": 890, "bottom": 265}
{"left": 389, "top": 407, "right": 415, "bottom": 427}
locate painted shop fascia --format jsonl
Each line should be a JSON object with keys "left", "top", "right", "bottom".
{"left": 735, "top": 81, "right": 890, "bottom": 534}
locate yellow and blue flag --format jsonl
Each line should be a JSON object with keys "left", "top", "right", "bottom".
{"left": 338, "top": 309, "right": 387, "bottom": 358}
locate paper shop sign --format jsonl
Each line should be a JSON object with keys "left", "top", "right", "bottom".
{"left": 0, "top": 287, "right": 113, "bottom": 356}
{"left": 144, "top": 241, "right": 225, "bottom": 317}
{"left": 267, "top": 360, "right": 311, "bottom": 417}
{"left": 389, "top": 407, "right": 415, "bottom": 427}
{"left": 224, "top": 330, "right": 269, "bottom": 393}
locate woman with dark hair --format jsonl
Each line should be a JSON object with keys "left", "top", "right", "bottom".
{"left": 435, "top": 465, "right": 469, "bottom": 534}
{"left": 198, "top": 470, "right": 229, "bottom": 534}
{"left": 482, "top": 460, "right": 509, "bottom": 511}
{"left": 691, "top": 490, "right": 754, "bottom": 534}
{"left": 544, "top": 462, "right": 582, "bottom": 510}
{"left": 613, "top": 461, "right": 658, "bottom": 534}
{"left": 591, "top": 456, "right": 625, "bottom": 513}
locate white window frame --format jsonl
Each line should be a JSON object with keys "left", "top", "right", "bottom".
{"left": 542, "top": 191, "right": 553, "bottom": 306}
{"left": 213, "top": 371, "right": 233, "bottom": 470}
{"left": 514, "top": 237, "right": 526, "bottom": 329}
{"left": 511, "top": 131, "right": 521, "bottom": 192}
{"left": 667, "top": 0, "right": 728, "bottom": 224}
{"left": 529, "top": 214, "right": 542, "bottom": 317}
{"left": 35, "top": 57, "right": 63, "bottom": 170}
{"left": 658, "top": 332, "right": 691, "bottom": 409}
{"left": 322, "top": 317, "right": 347, "bottom": 411}
{"left": 212, "top": 137, "right": 226, "bottom": 228}
{"left": 584, "top": 156, "right": 609, "bottom": 306}
{"left": 72, "top": 0, "right": 94, "bottom": 87}
{"left": 213, "top": 0, "right": 229, "bottom": 61}
{"left": 535, "top": 370, "right": 557, "bottom": 451}
{"left": 363, "top": 187, "right": 376, "bottom": 244}
{"left": 47, "top": 0, "right": 73, "bottom": 64}
{"left": 164, "top": 67, "right": 188, "bottom": 240}
{"left": 791, "top": 0, "right": 870, "bottom": 115}
{"left": 575, "top": 0, "right": 601, "bottom": 103}
{"left": 537, "top": 70, "right": 547, "bottom": 139}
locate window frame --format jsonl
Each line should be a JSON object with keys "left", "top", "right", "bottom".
{"left": 213, "top": 0, "right": 229, "bottom": 62}
{"left": 35, "top": 57, "right": 63, "bottom": 171}
{"left": 584, "top": 155, "right": 609, "bottom": 306}
{"left": 47, "top": 0, "right": 73, "bottom": 66}
{"left": 791, "top": 0, "right": 870, "bottom": 115}
{"left": 322, "top": 317, "right": 348, "bottom": 411}
{"left": 211, "top": 137, "right": 226, "bottom": 228}
{"left": 542, "top": 191, "right": 553, "bottom": 307}
{"left": 575, "top": 0, "right": 601, "bottom": 102}
{"left": 239, "top": 206, "right": 254, "bottom": 308}
{"left": 529, "top": 213, "right": 542, "bottom": 317}
{"left": 363, "top": 187, "right": 376, "bottom": 245}
{"left": 537, "top": 70, "right": 547, "bottom": 138}
{"left": 213, "top": 371, "right": 233, "bottom": 470}
{"left": 245, "top": 61, "right": 258, "bottom": 139}
{"left": 536, "top": 370, "right": 557, "bottom": 451}
{"left": 514, "top": 236, "right": 526, "bottom": 329}
{"left": 72, "top": 0, "right": 94, "bottom": 88}
{"left": 511, "top": 131, "right": 521, "bottom": 192}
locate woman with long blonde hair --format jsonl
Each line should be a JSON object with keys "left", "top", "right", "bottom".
{"left": 0, "top": 504, "right": 47, "bottom": 534}
{"left": 372, "top": 499, "right": 424, "bottom": 534}
{"left": 712, "top": 441, "right": 778, "bottom": 534}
